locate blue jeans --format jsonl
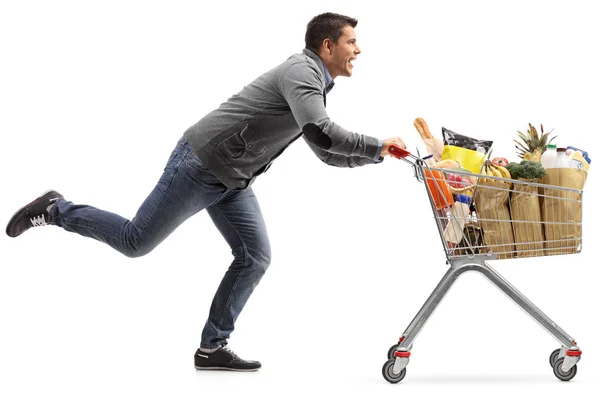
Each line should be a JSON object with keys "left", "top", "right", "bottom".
{"left": 49, "top": 137, "right": 271, "bottom": 349}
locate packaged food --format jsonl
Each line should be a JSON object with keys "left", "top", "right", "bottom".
{"left": 441, "top": 127, "right": 493, "bottom": 174}
{"left": 569, "top": 152, "right": 590, "bottom": 172}
{"left": 474, "top": 180, "right": 515, "bottom": 259}
{"left": 414, "top": 118, "right": 444, "bottom": 161}
{"left": 541, "top": 168, "right": 587, "bottom": 255}
{"left": 423, "top": 155, "right": 454, "bottom": 210}
{"left": 566, "top": 146, "right": 591, "bottom": 164}
{"left": 446, "top": 172, "right": 472, "bottom": 189}
{"left": 444, "top": 195, "right": 471, "bottom": 246}
{"left": 456, "top": 209, "right": 484, "bottom": 256}
{"left": 566, "top": 146, "right": 590, "bottom": 172}
{"left": 442, "top": 127, "right": 493, "bottom": 152}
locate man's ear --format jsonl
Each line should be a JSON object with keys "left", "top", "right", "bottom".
{"left": 322, "top": 38, "right": 333, "bottom": 55}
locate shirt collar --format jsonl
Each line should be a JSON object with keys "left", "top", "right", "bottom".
{"left": 322, "top": 62, "right": 334, "bottom": 93}
{"left": 303, "top": 48, "right": 335, "bottom": 93}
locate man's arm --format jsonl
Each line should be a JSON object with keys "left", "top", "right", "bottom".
{"left": 279, "top": 61, "right": 380, "bottom": 159}
{"left": 303, "top": 136, "right": 382, "bottom": 167}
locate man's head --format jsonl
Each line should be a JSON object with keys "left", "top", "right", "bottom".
{"left": 305, "top": 12, "right": 361, "bottom": 79}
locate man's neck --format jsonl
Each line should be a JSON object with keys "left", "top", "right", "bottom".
{"left": 304, "top": 48, "right": 335, "bottom": 91}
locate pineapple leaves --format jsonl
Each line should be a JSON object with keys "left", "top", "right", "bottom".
{"left": 516, "top": 132, "right": 531, "bottom": 144}
{"left": 513, "top": 140, "right": 529, "bottom": 152}
{"left": 528, "top": 123, "right": 539, "bottom": 141}
{"left": 515, "top": 123, "right": 556, "bottom": 159}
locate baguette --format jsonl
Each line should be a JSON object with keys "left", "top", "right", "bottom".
{"left": 414, "top": 117, "right": 433, "bottom": 140}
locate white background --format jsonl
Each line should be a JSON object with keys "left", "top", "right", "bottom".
{"left": 1, "top": 0, "right": 599, "bottom": 399}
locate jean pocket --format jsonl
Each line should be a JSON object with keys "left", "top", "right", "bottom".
{"left": 183, "top": 150, "right": 206, "bottom": 170}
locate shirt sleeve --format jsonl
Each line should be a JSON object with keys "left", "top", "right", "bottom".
{"left": 303, "top": 136, "right": 383, "bottom": 168}
{"left": 278, "top": 61, "right": 380, "bottom": 159}
{"left": 374, "top": 139, "right": 383, "bottom": 163}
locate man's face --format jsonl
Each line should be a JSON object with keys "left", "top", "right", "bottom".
{"left": 323, "top": 26, "right": 361, "bottom": 79}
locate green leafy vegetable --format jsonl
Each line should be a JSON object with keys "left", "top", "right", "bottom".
{"left": 506, "top": 160, "right": 546, "bottom": 180}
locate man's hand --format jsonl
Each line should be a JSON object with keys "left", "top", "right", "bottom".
{"left": 380, "top": 137, "right": 407, "bottom": 157}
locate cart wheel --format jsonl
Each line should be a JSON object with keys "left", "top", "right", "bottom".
{"left": 382, "top": 359, "right": 407, "bottom": 384}
{"left": 387, "top": 343, "right": 399, "bottom": 360}
{"left": 549, "top": 349, "right": 561, "bottom": 367}
{"left": 552, "top": 358, "right": 577, "bottom": 382}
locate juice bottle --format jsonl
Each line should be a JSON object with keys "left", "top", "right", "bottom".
{"left": 444, "top": 194, "right": 471, "bottom": 245}
{"left": 423, "top": 155, "right": 454, "bottom": 210}
{"left": 541, "top": 144, "right": 557, "bottom": 169}
{"left": 556, "top": 147, "right": 569, "bottom": 168}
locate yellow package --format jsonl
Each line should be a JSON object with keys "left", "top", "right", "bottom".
{"left": 442, "top": 145, "right": 486, "bottom": 174}
{"left": 570, "top": 152, "right": 590, "bottom": 172}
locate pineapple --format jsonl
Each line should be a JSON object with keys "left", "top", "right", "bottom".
{"left": 514, "top": 123, "right": 557, "bottom": 162}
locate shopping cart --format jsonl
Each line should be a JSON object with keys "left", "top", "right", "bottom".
{"left": 383, "top": 145, "right": 584, "bottom": 383}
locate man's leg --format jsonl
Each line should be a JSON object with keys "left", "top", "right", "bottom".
{"left": 194, "top": 187, "right": 270, "bottom": 371}
{"left": 46, "top": 137, "right": 226, "bottom": 257}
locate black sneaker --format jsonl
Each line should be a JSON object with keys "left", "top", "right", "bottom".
{"left": 6, "top": 190, "right": 63, "bottom": 238}
{"left": 194, "top": 345, "right": 261, "bottom": 372}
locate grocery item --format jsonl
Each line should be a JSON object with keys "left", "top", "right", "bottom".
{"left": 414, "top": 117, "right": 433, "bottom": 139}
{"left": 423, "top": 155, "right": 454, "bottom": 210}
{"left": 541, "top": 168, "right": 587, "bottom": 255}
{"left": 556, "top": 148, "right": 569, "bottom": 168}
{"left": 537, "top": 144, "right": 588, "bottom": 255}
{"left": 443, "top": 194, "right": 471, "bottom": 245}
{"left": 456, "top": 209, "right": 484, "bottom": 256}
{"left": 566, "top": 146, "right": 591, "bottom": 164}
{"left": 444, "top": 167, "right": 477, "bottom": 195}
{"left": 564, "top": 146, "right": 591, "bottom": 171}
{"left": 569, "top": 151, "right": 590, "bottom": 172}
{"left": 540, "top": 144, "right": 557, "bottom": 169}
{"left": 514, "top": 123, "right": 556, "bottom": 162}
{"left": 441, "top": 127, "right": 493, "bottom": 174}
{"left": 505, "top": 160, "right": 546, "bottom": 180}
{"left": 481, "top": 160, "right": 511, "bottom": 184}
{"left": 435, "top": 159, "right": 460, "bottom": 169}
{"left": 442, "top": 127, "right": 493, "bottom": 152}
{"left": 474, "top": 181, "right": 515, "bottom": 259}
{"left": 510, "top": 178, "right": 545, "bottom": 257}
{"left": 446, "top": 172, "right": 473, "bottom": 189}
{"left": 492, "top": 157, "right": 509, "bottom": 167}
{"left": 414, "top": 118, "right": 444, "bottom": 161}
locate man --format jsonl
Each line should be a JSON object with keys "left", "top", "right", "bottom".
{"left": 6, "top": 12, "right": 406, "bottom": 371}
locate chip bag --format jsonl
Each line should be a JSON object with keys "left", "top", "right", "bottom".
{"left": 442, "top": 127, "right": 493, "bottom": 174}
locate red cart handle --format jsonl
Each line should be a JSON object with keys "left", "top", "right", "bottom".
{"left": 389, "top": 145, "right": 410, "bottom": 159}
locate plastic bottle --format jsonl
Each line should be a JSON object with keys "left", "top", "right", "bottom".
{"left": 566, "top": 146, "right": 591, "bottom": 164}
{"left": 443, "top": 194, "right": 471, "bottom": 245}
{"left": 423, "top": 155, "right": 454, "bottom": 210}
{"left": 455, "top": 206, "right": 483, "bottom": 255}
{"left": 556, "top": 147, "right": 569, "bottom": 168}
{"left": 569, "top": 151, "right": 589, "bottom": 171}
{"left": 566, "top": 146, "right": 591, "bottom": 171}
{"left": 541, "top": 144, "right": 557, "bottom": 169}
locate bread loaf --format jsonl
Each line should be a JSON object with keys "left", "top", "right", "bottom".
{"left": 414, "top": 118, "right": 433, "bottom": 140}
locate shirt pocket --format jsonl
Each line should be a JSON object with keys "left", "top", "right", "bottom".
{"left": 217, "top": 125, "right": 267, "bottom": 159}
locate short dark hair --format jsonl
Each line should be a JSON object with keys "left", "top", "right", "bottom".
{"left": 305, "top": 13, "right": 358, "bottom": 53}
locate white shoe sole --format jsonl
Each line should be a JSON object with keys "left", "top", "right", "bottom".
{"left": 194, "top": 366, "right": 260, "bottom": 372}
